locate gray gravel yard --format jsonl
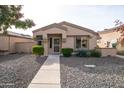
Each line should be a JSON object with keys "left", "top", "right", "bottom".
{"left": 0, "top": 54, "right": 47, "bottom": 88}
{"left": 60, "top": 56, "right": 124, "bottom": 88}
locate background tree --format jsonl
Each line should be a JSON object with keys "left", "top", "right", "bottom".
{"left": 0, "top": 5, "right": 35, "bottom": 34}
{"left": 114, "top": 19, "right": 124, "bottom": 46}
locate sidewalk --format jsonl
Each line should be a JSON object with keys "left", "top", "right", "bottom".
{"left": 28, "top": 55, "right": 60, "bottom": 88}
{"left": 116, "top": 55, "right": 124, "bottom": 59}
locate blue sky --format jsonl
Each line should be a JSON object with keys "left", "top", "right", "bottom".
{"left": 9, "top": 5, "right": 124, "bottom": 35}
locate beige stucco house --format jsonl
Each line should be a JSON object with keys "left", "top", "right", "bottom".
{"left": 33, "top": 21, "right": 100, "bottom": 55}
{"left": 97, "top": 27, "right": 124, "bottom": 51}
{"left": 0, "top": 31, "right": 35, "bottom": 54}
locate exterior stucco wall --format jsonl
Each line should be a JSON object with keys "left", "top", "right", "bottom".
{"left": 116, "top": 44, "right": 124, "bottom": 51}
{"left": 61, "top": 25, "right": 96, "bottom": 36}
{"left": 9, "top": 36, "right": 34, "bottom": 53}
{"left": 61, "top": 25, "right": 97, "bottom": 49}
{"left": 62, "top": 37, "right": 74, "bottom": 48}
{"left": 97, "top": 48, "right": 117, "bottom": 57}
{"left": 98, "top": 31, "right": 121, "bottom": 48}
{"left": 62, "top": 36, "right": 97, "bottom": 50}
{"left": 33, "top": 28, "right": 67, "bottom": 55}
{"left": 0, "top": 35, "right": 9, "bottom": 51}
{"left": 89, "top": 36, "right": 97, "bottom": 49}
{"left": 33, "top": 28, "right": 66, "bottom": 39}
{"left": 33, "top": 25, "right": 97, "bottom": 55}
{"left": 0, "top": 35, "right": 34, "bottom": 53}
{"left": 15, "top": 42, "right": 36, "bottom": 53}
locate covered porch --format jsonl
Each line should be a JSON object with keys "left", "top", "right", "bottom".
{"left": 47, "top": 34, "right": 62, "bottom": 54}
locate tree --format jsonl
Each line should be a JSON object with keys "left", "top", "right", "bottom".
{"left": 114, "top": 19, "right": 124, "bottom": 46}
{"left": 0, "top": 5, "right": 35, "bottom": 34}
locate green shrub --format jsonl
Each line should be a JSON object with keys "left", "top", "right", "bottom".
{"left": 32, "top": 45, "right": 44, "bottom": 56}
{"left": 61, "top": 48, "right": 73, "bottom": 57}
{"left": 86, "top": 51, "right": 91, "bottom": 57}
{"left": 76, "top": 49, "right": 101, "bottom": 57}
{"left": 112, "top": 43, "right": 117, "bottom": 48}
{"left": 117, "top": 51, "right": 124, "bottom": 56}
{"left": 90, "top": 50, "right": 101, "bottom": 57}
{"left": 76, "top": 50, "right": 89, "bottom": 57}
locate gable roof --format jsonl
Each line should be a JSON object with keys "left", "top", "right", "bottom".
{"left": 59, "top": 21, "right": 98, "bottom": 36}
{"left": 33, "top": 21, "right": 98, "bottom": 36}
{"left": 33, "top": 23, "right": 67, "bottom": 33}
{"left": 98, "top": 28, "right": 115, "bottom": 34}
{"left": 98, "top": 25, "right": 122, "bottom": 34}
{"left": 0, "top": 31, "right": 32, "bottom": 39}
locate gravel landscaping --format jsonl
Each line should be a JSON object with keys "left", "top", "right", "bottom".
{"left": 60, "top": 56, "right": 124, "bottom": 88}
{"left": 0, "top": 54, "right": 47, "bottom": 88}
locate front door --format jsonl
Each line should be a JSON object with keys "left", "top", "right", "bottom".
{"left": 53, "top": 38, "right": 60, "bottom": 52}
{"left": 48, "top": 37, "right": 61, "bottom": 54}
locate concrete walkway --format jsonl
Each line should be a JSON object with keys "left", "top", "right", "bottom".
{"left": 28, "top": 55, "right": 60, "bottom": 88}
{"left": 116, "top": 55, "right": 124, "bottom": 59}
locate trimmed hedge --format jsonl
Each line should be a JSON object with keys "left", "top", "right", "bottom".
{"left": 90, "top": 50, "right": 101, "bottom": 57}
{"left": 112, "top": 43, "right": 117, "bottom": 48}
{"left": 76, "top": 49, "right": 101, "bottom": 57}
{"left": 61, "top": 48, "right": 73, "bottom": 57}
{"left": 117, "top": 51, "right": 124, "bottom": 56}
{"left": 32, "top": 45, "right": 44, "bottom": 56}
{"left": 76, "top": 50, "right": 89, "bottom": 57}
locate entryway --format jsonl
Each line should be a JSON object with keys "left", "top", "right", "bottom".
{"left": 48, "top": 34, "right": 62, "bottom": 54}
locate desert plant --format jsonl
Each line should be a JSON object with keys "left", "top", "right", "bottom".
{"left": 90, "top": 50, "right": 101, "bottom": 57}
{"left": 112, "top": 43, "right": 117, "bottom": 48}
{"left": 117, "top": 51, "right": 124, "bottom": 56}
{"left": 32, "top": 45, "right": 44, "bottom": 56}
{"left": 76, "top": 50, "right": 89, "bottom": 57}
{"left": 86, "top": 51, "right": 91, "bottom": 57}
{"left": 76, "top": 49, "right": 101, "bottom": 57}
{"left": 61, "top": 48, "right": 73, "bottom": 57}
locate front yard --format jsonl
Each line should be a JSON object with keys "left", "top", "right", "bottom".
{"left": 0, "top": 54, "right": 47, "bottom": 88}
{"left": 60, "top": 56, "right": 124, "bottom": 88}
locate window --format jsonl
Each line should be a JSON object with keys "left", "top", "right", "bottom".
{"left": 82, "top": 39, "right": 87, "bottom": 48}
{"left": 76, "top": 37, "right": 81, "bottom": 48}
{"left": 36, "top": 35, "right": 43, "bottom": 40}
{"left": 75, "top": 37, "right": 88, "bottom": 49}
{"left": 36, "top": 35, "right": 43, "bottom": 45}
{"left": 37, "top": 41, "right": 42, "bottom": 45}
{"left": 50, "top": 38, "right": 52, "bottom": 48}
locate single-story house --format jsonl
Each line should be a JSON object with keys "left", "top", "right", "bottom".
{"left": 97, "top": 27, "right": 124, "bottom": 51}
{"left": 33, "top": 21, "right": 100, "bottom": 56}
{"left": 0, "top": 31, "right": 35, "bottom": 54}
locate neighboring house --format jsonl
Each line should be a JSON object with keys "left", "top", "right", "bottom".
{"left": 97, "top": 28, "right": 124, "bottom": 51}
{"left": 33, "top": 21, "right": 100, "bottom": 55}
{"left": 0, "top": 31, "right": 35, "bottom": 54}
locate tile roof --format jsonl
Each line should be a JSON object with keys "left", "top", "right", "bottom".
{"left": 0, "top": 31, "right": 32, "bottom": 39}
{"left": 33, "top": 21, "right": 98, "bottom": 36}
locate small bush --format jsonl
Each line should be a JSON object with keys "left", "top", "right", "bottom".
{"left": 86, "top": 51, "right": 91, "bottom": 57}
{"left": 117, "top": 51, "right": 124, "bottom": 56}
{"left": 112, "top": 43, "right": 117, "bottom": 48}
{"left": 32, "top": 45, "right": 44, "bottom": 56}
{"left": 61, "top": 48, "right": 73, "bottom": 57}
{"left": 90, "top": 50, "right": 101, "bottom": 57}
{"left": 76, "top": 49, "right": 101, "bottom": 57}
{"left": 76, "top": 50, "right": 89, "bottom": 57}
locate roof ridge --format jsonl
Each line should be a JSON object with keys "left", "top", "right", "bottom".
{"left": 33, "top": 23, "right": 67, "bottom": 32}
{"left": 98, "top": 25, "right": 122, "bottom": 34}
{"left": 58, "top": 21, "right": 98, "bottom": 35}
